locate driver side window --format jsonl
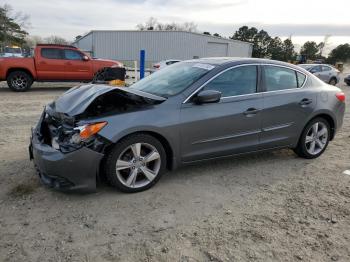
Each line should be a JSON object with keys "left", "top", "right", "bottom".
{"left": 202, "top": 65, "right": 257, "bottom": 97}
{"left": 64, "top": 49, "right": 83, "bottom": 60}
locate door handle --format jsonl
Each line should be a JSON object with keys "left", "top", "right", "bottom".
{"left": 299, "top": 98, "right": 312, "bottom": 106}
{"left": 243, "top": 108, "right": 261, "bottom": 116}
{"left": 65, "top": 62, "right": 72, "bottom": 65}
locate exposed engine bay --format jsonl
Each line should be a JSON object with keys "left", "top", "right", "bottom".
{"left": 37, "top": 84, "right": 165, "bottom": 154}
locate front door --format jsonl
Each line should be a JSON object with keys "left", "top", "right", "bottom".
{"left": 260, "top": 65, "right": 316, "bottom": 149}
{"left": 63, "top": 49, "right": 92, "bottom": 80}
{"left": 180, "top": 65, "right": 263, "bottom": 162}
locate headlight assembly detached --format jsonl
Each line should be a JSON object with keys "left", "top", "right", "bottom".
{"left": 74, "top": 122, "right": 108, "bottom": 141}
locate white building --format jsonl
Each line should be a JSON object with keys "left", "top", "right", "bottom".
{"left": 73, "top": 30, "right": 253, "bottom": 66}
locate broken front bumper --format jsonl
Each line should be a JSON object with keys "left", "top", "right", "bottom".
{"left": 29, "top": 118, "right": 104, "bottom": 193}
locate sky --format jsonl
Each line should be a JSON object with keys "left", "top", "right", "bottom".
{"left": 8, "top": 0, "right": 350, "bottom": 55}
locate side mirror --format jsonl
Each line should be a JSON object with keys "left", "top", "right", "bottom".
{"left": 193, "top": 90, "right": 221, "bottom": 104}
{"left": 310, "top": 68, "right": 317, "bottom": 73}
{"left": 82, "top": 55, "right": 89, "bottom": 61}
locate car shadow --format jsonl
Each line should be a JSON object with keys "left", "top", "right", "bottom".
{"left": 0, "top": 86, "right": 73, "bottom": 93}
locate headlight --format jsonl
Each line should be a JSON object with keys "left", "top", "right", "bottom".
{"left": 73, "top": 122, "right": 107, "bottom": 142}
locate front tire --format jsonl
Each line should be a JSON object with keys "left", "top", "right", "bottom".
{"left": 7, "top": 71, "right": 33, "bottom": 92}
{"left": 104, "top": 134, "right": 167, "bottom": 193}
{"left": 329, "top": 77, "right": 337, "bottom": 86}
{"left": 293, "top": 118, "right": 330, "bottom": 159}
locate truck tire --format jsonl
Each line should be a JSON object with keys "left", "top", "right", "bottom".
{"left": 93, "top": 68, "right": 107, "bottom": 82}
{"left": 7, "top": 71, "right": 33, "bottom": 92}
{"left": 328, "top": 77, "right": 337, "bottom": 86}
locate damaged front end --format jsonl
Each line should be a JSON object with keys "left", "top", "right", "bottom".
{"left": 29, "top": 107, "right": 107, "bottom": 193}
{"left": 29, "top": 84, "right": 165, "bottom": 193}
{"left": 41, "top": 103, "right": 110, "bottom": 154}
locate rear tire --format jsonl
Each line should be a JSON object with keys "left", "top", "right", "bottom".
{"left": 293, "top": 117, "right": 330, "bottom": 159}
{"left": 329, "top": 77, "right": 337, "bottom": 86}
{"left": 7, "top": 71, "right": 33, "bottom": 92}
{"left": 104, "top": 134, "right": 167, "bottom": 193}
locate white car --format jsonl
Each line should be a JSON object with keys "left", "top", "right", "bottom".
{"left": 153, "top": 59, "right": 181, "bottom": 70}
{"left": 2, "top": 46, "right": 23, "bottom": 57}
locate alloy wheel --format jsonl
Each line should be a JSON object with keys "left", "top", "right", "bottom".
{"left": 115, "top": 142, "right": 161, "bottom": 188}
{"left": 305, "top": 122, "right": 328, "bottom": 155}
{"left": 329, "top": 79, "right": 337, "bottom": 86}
{"left": 11, "top": 75, "right": 28, "bottom": 90}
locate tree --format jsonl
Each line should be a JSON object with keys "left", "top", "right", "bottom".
{"left": 326, "top": 44, "right": 350, "bottom": 64}
{"left": 252, "top": 30, "right": 271, "bottom": 58}
{"left": 44, "top": 35, "right": 68, "bottom": 45}
{"left": 231, "top": 26, "right": 258, "bottom": 43}
{"left": 136, "top": 17, "right": 197, "bottom": 32}
{"left": 24, "top": 35, "right": 43, "bottom": 48}
{"left": 282, "top": 38, "right": 296, "bottom": 61}
{"left": 0, "top": 4, "right": 29, "bottom": 46}
{"left": 136, "top": 17, "right": 158, "bottom": 30}
{"left": 231, "top": 26, "right": 272, "bottom": 58}
{"left": 267, "top": 37, "right": 284, "bottom": 60}
{"left": 300, "top": 41, "right": 319, "bottom": 60}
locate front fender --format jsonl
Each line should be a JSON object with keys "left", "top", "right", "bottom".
{"left": 96, "top": 108, "right": 181, "bottom": 167}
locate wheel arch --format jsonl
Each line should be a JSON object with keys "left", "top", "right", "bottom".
{"left": 305, "top": 113, "right": 336, "bottom": 141}
{"left": 329, "top": 76, "right": 338, "bottom": 84}
{"left": 6, "top": 68, "right": 35, "bottom": 80}
{"left": 104, "top": 130, "right": 175, "bottom": 171}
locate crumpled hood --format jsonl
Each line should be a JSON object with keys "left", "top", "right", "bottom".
{"left": 54, "top": 84, "right": 166, "bottom": 116}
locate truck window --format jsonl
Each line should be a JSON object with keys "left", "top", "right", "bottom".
{"left": 41, "top": 48, "right": 63, "bottom": 59}
{"left": 64, "top": 49, "right": 83, "bottom": 60}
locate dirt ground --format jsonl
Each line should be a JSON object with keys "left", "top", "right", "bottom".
{"left": 0, "top": 77, "right": 349, "bottom": 262}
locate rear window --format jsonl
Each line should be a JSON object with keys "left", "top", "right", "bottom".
{"left": 41, "top": 48, "right": 62, "bottom": 59}
{"left": 264, "top": 66, "right": 298, "bottom": 91}
{"left": 322, "top": 66, "right": 331, "bottom": 72}
{"left": 296, "top": 72, "right": 306, "bottom": 87}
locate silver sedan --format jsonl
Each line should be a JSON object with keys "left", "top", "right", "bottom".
{"left": 298, "top": 64, "right": 340, "bottom": 85}
{"left": 30, "top": 58, "right": 346, "bottom": 193}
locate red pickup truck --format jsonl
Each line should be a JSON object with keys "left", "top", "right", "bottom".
{"left": 0, "top": 44, "right": 123, "bottom": 91}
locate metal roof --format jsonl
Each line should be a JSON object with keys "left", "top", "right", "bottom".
{"left": 73, "top": 30, "right": 252, "bottom": 46}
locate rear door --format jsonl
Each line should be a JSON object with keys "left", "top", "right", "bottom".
{"left": 319, "top": 65, "right": 332, "bottom": 82}
{"left": 63, "top": 49, "right": 92, "bottom": 80}
{"left": 180, "top": 65, "right": 263, "bottom": 162}
{"left": 260, "top": 65, "right": 315, "bottom": 149}
{"left": 36, "top": 48, "right": 66, "bottom": 80}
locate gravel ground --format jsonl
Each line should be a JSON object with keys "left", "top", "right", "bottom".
{"left": 0, "top": 78, "right": 349, "bottom": 262}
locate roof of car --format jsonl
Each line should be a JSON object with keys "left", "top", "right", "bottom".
{"left": 36, "top": 44, "right": 78, "bottom": 49}
{"left": 185, "top": 57, "right": 297, "bottom": 67}
{"left": 300, "top": 63, "right": 333, "bottom": 67}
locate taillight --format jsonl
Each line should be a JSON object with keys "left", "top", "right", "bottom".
{"left": 153, "top": 64, "right": 160, "bottom": 68}
{"left": 335, "top": 92, "right": 345, "bottom": 102}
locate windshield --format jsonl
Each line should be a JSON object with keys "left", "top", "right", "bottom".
{"left": 4, "top": 47, "right": 21, "bottom": 54}
{"left": 298, "top": 64, "right": 313, "bottom": 70}
{"left": 130, "top": 62, "right": 214, "bottom": 97}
